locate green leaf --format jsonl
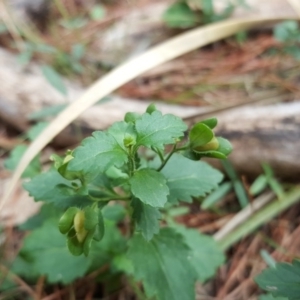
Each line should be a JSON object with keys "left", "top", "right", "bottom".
{"left": 20, "top": 219, "right": 90, "bottom": 284}
{"left": 90, "top": 5, "right": 106, "bottom": 20}
{"left": 189, "top": 123, "right": 214, "bottom": 149}
{"left": 233, "top": 180, "right": 249, "bottom": 208}
{"left": 68, "top": 130, "right": 128, "bottom": 181}
{"left": 161, "top": 154, "right": 223, "bottom": 203}
{"left": 26, "top": 122, "right": 49, "bottom": 141}
{"left": 5, "top": 145, "right": 41, "bottom": 178}
{"left": 102, "top": 204, "right": 126, "bottom": 222}
{"left": 201, "top": 182, "right": 233, "bottom": 209}
{"left": 28, "top": 104, "right": 67, "bottom": 121}
{"left": 135, "top": 111, "right": 187, "bottom": 150}
{"left": 130, "top": 169, "right": 169, "bottom": 207}
{"left": 260, "top": 250, "right": 276, "bottom": 269}
{"left": 127, "top": 228, "right": 197, "bottom": 300}
{"left": 71, "top": 44, "right": 85, "bottom": 60}
{"left": 124, "top": 112, "right": 141, "bottom": 123}
{"left": 255, "top": 260, "right": 300, "bottom": 300}
{"left": 107, "top": 121, "right": 136, "bottom": 149}
{"left": 23, "top": 169, "right": 91, "bottom": 208}
{"left": 131, "top": 198, "right": 161, "bottom": 241}
{"left": 259, "top": 294, "right": 288, "bottom": 300}
{"left": 163, "top": 2, "right": 198, "bottom": 28}
{"left": 41, "top": 65, "right": 67, "bottom": 96}
{"left": 175, "top": 226, "right": 225, "bottom": 282}
{"left": 112, "top": 254, "right": 134, "bottom": 275}
{"left": 274, "top": 21, "right": 299, "bottom": 42}
{"left": 250, "top": 174, "right": 268, "bottom": 196}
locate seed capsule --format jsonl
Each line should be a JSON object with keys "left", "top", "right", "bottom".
{"left": 74, "top": 210, "right": 88, "bottom": 243}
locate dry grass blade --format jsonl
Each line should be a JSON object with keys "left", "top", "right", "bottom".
{"left": 287, "top": 0, "right": 300, "bottom": 17}
{"left": 0, "top": 16, "right": 297, "bottom": 211}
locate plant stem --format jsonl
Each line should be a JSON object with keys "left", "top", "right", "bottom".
{"left": 217, "top": 186, "right": 300, "bottom": 251}
{"left": 157, "top": 144, "right": 177, "bottom": 172}
{"left": 128, "top": 277, "right": 147, "bottom": 300}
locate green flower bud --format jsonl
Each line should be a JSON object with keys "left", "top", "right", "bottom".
{"left": 74, "top": 210, "right": 88, "bottom": 243}
{"left": 194, "top": 137, "right": 219, "bottom": 151}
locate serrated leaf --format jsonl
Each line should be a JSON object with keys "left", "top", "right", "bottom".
{"left": 161, "top": 154, "right": 223, "bottom": 203}
{"left": 20, "top": 220, "right": 90, "bottom": 283}
{"left": 135, "top": 111, "right": 187, "bottom": 150}
{"left": 107, "top": 121, "right": 136, "bottom": 149}
{"left": 127, "top": 228, "right": 197, "bottom": 300}
{"left": 255, "top": 260, "right": 300, "bottom": 300}
{"left": 5, "top": 145, "right": 41, "bottom": 178}
{"left": 189, "top": 123, "right": 214, "bottom": 149}
{"left": 175, "top": 226, "right": 225, "bottom": 282}
{"left": 68, "top": 130, "right": 128, "bottom": 181}
{"left": 23, "top": 169, "right": 91, "bottom": 209}
{"left": 130, "top": 169, "right": 169, "bottom": 207}
{"left": 26, "top": 122, "right": 49, "bottom": 141}
{"left": 131, "top": 198, "right": 161, "bottom": 240}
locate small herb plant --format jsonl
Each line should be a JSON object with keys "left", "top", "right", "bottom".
{"left": 13, "top": 105, "right": 232, "bottom": 299}
{"left": 163, "top": 0, "right": 249, "bottom": 28}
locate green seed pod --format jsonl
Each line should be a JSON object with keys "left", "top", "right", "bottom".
{"left": 194, "top": 137, "right": 219, "bottom": 151}
{"left": 74, "top": 210, "right": 88, "bottom": 243}
{"left": 58, "top": 207, "right": 79, "bottom": 234}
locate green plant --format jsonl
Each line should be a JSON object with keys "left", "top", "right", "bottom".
{"left": 163, "top": 0, "right": 249, "bottom": 28}
{"left": 255, "top": 260, "right": 300, "bottom": 300}
{"left": 273, "top": 21, "right": 300, "bottom": 60}
{"left": 8, "top": 105, "right": 232, "bottom": 299}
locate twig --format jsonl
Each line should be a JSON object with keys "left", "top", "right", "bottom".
{"left": 214, "top": 191, "right": 274, "bottom": 241}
